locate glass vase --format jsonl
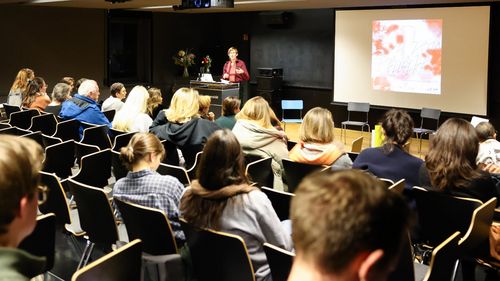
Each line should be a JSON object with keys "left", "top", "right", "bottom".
{"left": 183, "top": 66, "right": 189, "bottom": 78}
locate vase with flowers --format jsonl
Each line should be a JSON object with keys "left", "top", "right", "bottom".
{"left": 173, "top": 49, "right": 195, "bottom": 78}
{"left": 201, "top": 55, "right": 212, "bottom": 73}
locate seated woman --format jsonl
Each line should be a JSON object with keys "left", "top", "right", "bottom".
{"left": 419, "top": 118, "right": 498, "bottom": 204}
{"left": 113, "top": 133, "right": 185, "bottom": 242}
{"left": 102, "top": 82, "right": 126, "bottom": 112}
{"left": 198, "top": 95, "right": 215, "bottom": 121}
{"left": 180, "top": 129, "right": 293, "bottom": 281}
{"left": 21, "top": 79, "right": 51, "bottom": 111}
{"left": 353, "top": 109, "right": 423, "bottom": 190}
{"left": 149, "top": 87, "right": 220, "bottom": 168}
{"left": 147, "top": 87, "right": 164, "bottom": 119}
{"left": 232, "top": 96, "right": 289, "bottom": 191}
{"left": 112, "top": 85, "right": 153, "bottom": 133}
{"left": 215, "top": 96, "right": 240, "bottom": 130}
{"left": 289, "top": 107, "right": 352, "bottom": 169}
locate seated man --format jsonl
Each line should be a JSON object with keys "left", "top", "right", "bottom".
{"left": 0, "top": 136, "right": 46, "bottom": 279}
{"left": 59, "top": 79, "right": 111, "bottom": 137}
{"left": 289, "top": 169, "right": 410, "bottom": 281}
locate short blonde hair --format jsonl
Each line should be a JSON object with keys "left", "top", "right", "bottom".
{"left": 299, "top": 107, "right": 335, "bottom": 144}
{"left": 198, "top": 95, "right": 211, "bottom": 112}
{"left": 147, "top": 87, "right": 163, "bottom": 116}
{"left": 227, "top": 47, "right": 238, "bottom": 55}
{"left": 166, "top": 87, "right": 200, "bottom": 124}
{"left": 113, "top": 85, "right": 149, "bottom": 132}
{"left": 236, "top": 96, "right": 275, "bottom": 129}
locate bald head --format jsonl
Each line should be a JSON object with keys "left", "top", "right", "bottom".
{"left": 78, "top": 79, "right": 100, "bottom": 101}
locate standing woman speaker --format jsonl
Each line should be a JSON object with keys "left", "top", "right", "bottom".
{"left": 222, "top": 47, "right": 250, "bottom": 103}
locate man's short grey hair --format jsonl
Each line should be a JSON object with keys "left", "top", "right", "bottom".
{"left": 51, "top": 83, "right": 71, "bottom": 103}
{"left": 78, "top": 80, "right": 98, "bottom": 97}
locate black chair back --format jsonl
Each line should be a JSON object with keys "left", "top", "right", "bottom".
{"left": 3, "top": 103, "right": 21, "bottom": 119}
{"left": 157, "top": 163, "right": 190, "bottom": 186}
{"left": 282, "top": 159, "right": 324, "bottom": 193}
{"left": 9, "top": 109, "right": 40, "bottom": 129}
{"left": 263, "top": 243, "right": 294, "bottom": 281}
{"left": 246, "top": 157, "right": 273, "bottom": 188}
{"left": 187, "top": 151, "right": 203, "bottom": 180}
{"left": 22, "top": 131, "right": 44, "bottom": 148}
{"left": 30, "top": 113, "right": 58, "bottom": 135}
{"left": 72, "top": 149, "right": 112, "bottom": 188}
{"left": 39, "top": 172, "right": 71, "bottom": 226}
{"left": 111, "top": 150, "right": 129, "bottom": 181}
{"left": 71, "top": 239, "right": 142, "bottom": 281}
{"left": 0, "top": 123, "right": 11, "bottom": 130}
{"left": 75, "top": 142, "right": 100, "bottom": 165}
{"left": 114, "top": 198, "right": 178, "bottom": 255}
{"left": 0, "top": 126, "right": 30, "bottom": 136}
{"left": 42, "top": 134, "right": 62, "bottom": 147}
{"left": 181, "top": 219, "right": 255, "bottom": 281}
{"left": 260, "top": 186, "right": 294, "bottom": 221}
{"left": 54, "top": 119, "right": 80, "bottom": 141}
{"left": 68, "top": 179, "right": 118, "bottom": 248}
{"left": 161, "top": 139, "right": 180, "bottom": 166}
{"left": 19, "top": 213, "right": 56, "bottom": 272}
{"left": 81, "top": 124, "right": 112, "bottom": 150}
{"left": 43, "top": 140, "right": 75, "bottom": 179}
{"left": 424, "top": 232, "right": 461, "bottom": 281}
{"left": 112, "top": 131, "right": 136, "bottom": 152}
{"left": 179, "top": 144, "right": 203, "bottom": 170}
{"left": 103, "top": 110, "right": 116, "bottom": 123}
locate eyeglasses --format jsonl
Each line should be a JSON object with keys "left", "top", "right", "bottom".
{"left": 37, "top": 185, "right": 48, "bottom": 205}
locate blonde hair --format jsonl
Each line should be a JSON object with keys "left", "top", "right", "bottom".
{"left": 112, "top": 86, "right": 149, "bottom": 132}
{"left": 227, "top": 47, "right": 238, "bottom": 55}
{"left": 120, "top": 133, "right": 165, "bottom": 170}
{"left": 147, "top": 87, "right": 163, "bottom": 116}
{"left": 299, "top": 107, "right": 335, "bottom": 144}
{"left": 236, "top": 96, "right": 276, "bottom": 129}
{"left": 166, "top": 88, "right": 200, "bottom": 124}
{"left": 10, "top": 68, "right": 34, "bottom": 93}
{"left": 198, "top": 95, "right": 211, "bottom": 113}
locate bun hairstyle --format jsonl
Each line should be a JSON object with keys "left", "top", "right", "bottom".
{"left": 119, "top": 133, "right": 165, "bottom": 170}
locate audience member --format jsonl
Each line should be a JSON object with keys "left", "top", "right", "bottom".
{"left": 419, "top": 118, "right": 498, "bottom": 204}
{"left": 73, "top": 78, "right": 87, "bottom": 96}
{"left": 33, "top": 77, "right": 48, "bottom": 95}
{"left": 102, "top": 82, "right": 126, "bottom": 112}
{"left": 198, "top": 95, "right": 215, "bottom": 121}
{"left": 475, "top": 121, "right": 500, "bottom": 167}
{"left": 113, "top": 133, "right": 185, "bottom": 242}
{"left": 0, "top": 136, "right": 46, "bottom": 280}
{"left": 8, "top": 68, "right": 35, "bottom": 106}
{"left": 288, "top": 169, "right": 410, "bottom": 281}
{"left": 215, "top": 96, "right": 240, "bottom": 130}
{"left": 289, "top": 107, "right": 352, "bottom": 168}
{"left": 353, "top": 109, "right": 423, "bottom": 190}
{"left": 149, "top": 87, "right": 220, "bottom": 167}
{"left": 112, "top": 85, "right": 152, "bottom": 133}
{"left": 59, "top": 79, "right": 111, "bottom": 136}
{"left": 60, "top": 77, "right": 75, "bottom": 94}
{"left": 232, "top": 96, "right": 288, "bottom": 191}
{"left": 180, "top": 129, "right": 292, "bottom": 281}
{"left": 45, "top": 82, "right": 71, "bottom": 115}
{"left": 147, "top": 87, "right": 164, "bottom": 119}
{"left": 21, "top": 79, "right": 51, "bottom": 111}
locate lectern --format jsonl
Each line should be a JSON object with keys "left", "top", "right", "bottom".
{"left": 190, "top": 81, "right": 239, "bottom": 118}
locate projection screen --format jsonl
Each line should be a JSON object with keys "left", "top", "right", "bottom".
{"left": 333, "top": 6, "right": 490, "bottom": 115}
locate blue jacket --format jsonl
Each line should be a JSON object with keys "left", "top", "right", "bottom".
{"left": 59, "top": 94, "right": 111, "bottom": 137}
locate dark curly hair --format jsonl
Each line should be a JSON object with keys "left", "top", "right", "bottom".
{"left": 381, "top": 109, "right": 414, "bottom": 153}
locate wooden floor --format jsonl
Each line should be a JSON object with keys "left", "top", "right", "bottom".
{"left": 283, "top": 123, "right": 429, "bottom": 159}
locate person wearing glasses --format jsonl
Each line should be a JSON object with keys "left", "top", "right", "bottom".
{"left": 0, "top": 136, "right": 46, "bottom": 279}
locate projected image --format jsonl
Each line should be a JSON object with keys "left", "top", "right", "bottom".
{"left": 372, "top": 19, "right": 442, "bottom": 94}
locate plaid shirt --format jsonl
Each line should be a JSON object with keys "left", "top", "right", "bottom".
{"left": 113, "top": 169, "right": 185, "bottom": 241}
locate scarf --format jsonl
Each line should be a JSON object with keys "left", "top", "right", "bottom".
{"left": 189, "top": 180, "right": 257, "bottom": 200}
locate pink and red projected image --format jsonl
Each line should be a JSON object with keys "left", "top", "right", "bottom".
{"left": 372, "top": 19, "right": 442, "bottom": 95}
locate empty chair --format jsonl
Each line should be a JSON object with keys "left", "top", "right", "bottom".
{"left": 9, "top": 108, "right": 40, "bottom": 129}
{"left": 340, "top": 102, "right": 370, "bottom": 144}
{"left": 157, "top": 163, "right": 191, "bottom": 186}
{"left": 112, "top": 131, "right": 136, "bottom": 151}
{"left": 2, "top": 103, "right": 21, "bottom": 119}
{"left": 42, "top": 134, "right": 62, "bottom": 147}
{"left": 246, "top": 157, "right": 273, "bottom": 188}
{"left": 413, "top": 107, "right": 441, "bottom": 153}
{"left": 72, "top": 149, "right": 112, "bottom": 188}
{"left": 182, "top": 222, "right": 255, "bottom": 281}
{"left": 21, "top": 131, "right": 44, "bottom": 148}
{"left": 260, "top": 186, "right": 294, "bottom": 221}
{"left": 43, "top": 140, "right": 75, "bottom": 179}
{"left": 282, "top": 159, "right": 326, "bottom": 193}
{"left": 18, "top": 213, "right": 56, "bottom": 273}
{"left": 114, "top": 199, "right": 184, "bottom": 281}
{"left": 75, "top": 142, "right": 100, "bottom": 165}
{"left": 29, "top": 113, "right": 58, "bottom": 135}
{"left": 81, "top": 124, "right": 112, "bottom": 150}
{"left": 67, "top": 179, "right": 120, "bottom": 269}
{"left": 53, "top": 118, "right": 80, "bottom": 141}
{"left": 0, "top": 126, "right": 31, "bottom": 136}
{"left": 263, "top": 243, "right": 294, "bottom": 281}
{"left": 111, "top": 150, "right": 129, "bottom": 181}
{"left": 71, "top": 239, "right": 142, "bottom": 281}
{"left": 350, "top": 136, "right": 363, "bottom": 153}
{"left": 281, "top": 100, "right": 303, "bottom": 130}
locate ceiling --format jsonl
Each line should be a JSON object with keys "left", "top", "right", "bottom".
{"left": 4, "top": 0, "right": 498, "bottom": 13}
